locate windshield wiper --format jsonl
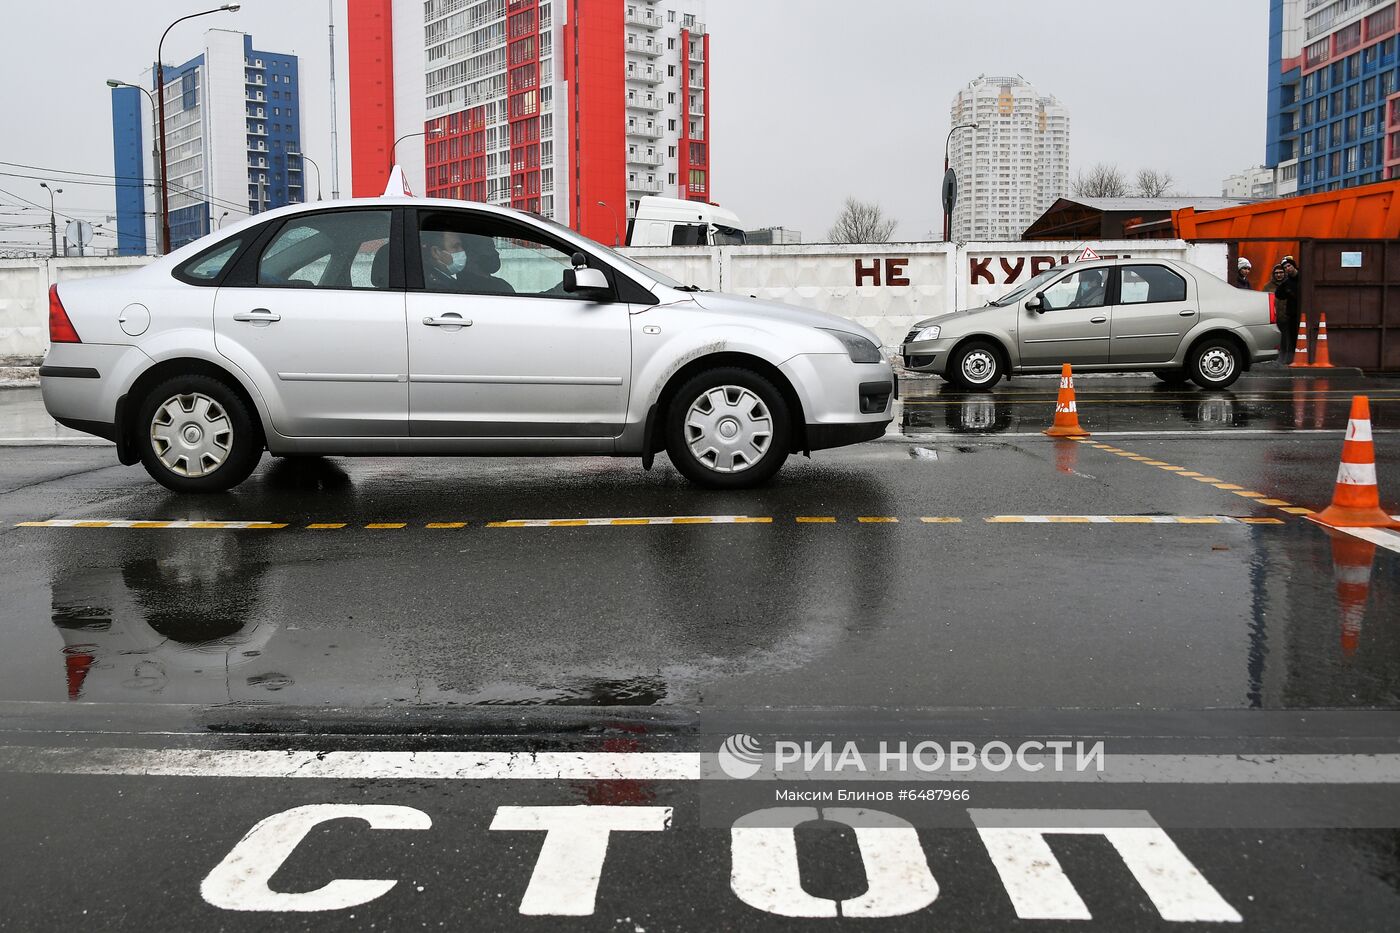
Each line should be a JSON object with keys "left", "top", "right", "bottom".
{"left": 673, "top": 285, "right": 704, "bottom": 292}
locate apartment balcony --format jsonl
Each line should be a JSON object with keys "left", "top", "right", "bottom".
{"left": 630, "top": 39, "right": 663, "bottom": 58}
{"left": 628, "top": 178, "right": 664, "bottom": 195}
{"left": 627, "top": 125, "right": 663, "bottom": 141}
{"left": 627, "top": 66, "right": 663, "bottom": 85}
{"left": 688, "top": 43, "right": 704, "bottom": 63}
{"left": 628, "top": 151, "right": 663, "bottom": 167}
{"left": 628, "top": 96, "right": 662, "bottom": 113}
{"left": 625, "top": 8, "right": 660, "bottom": 29}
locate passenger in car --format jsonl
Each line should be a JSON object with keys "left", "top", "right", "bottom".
{"left": 422, "top": 230, "right": 468, "bottom": 291}
{"left": 456, "top": 235, "right": 517, "bottom": 296}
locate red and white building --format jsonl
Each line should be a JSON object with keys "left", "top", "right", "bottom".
{"left": 347, "top": 0, "right": 711, "bottom": 244}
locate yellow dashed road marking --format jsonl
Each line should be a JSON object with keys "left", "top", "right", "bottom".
{"left": 365, "top": 523, "right": 407, "bottom": 529}
{"left": 307, "top": 522, "right": 346, "bottom": 529}
{"left": 1241, "top": 518, "right": 1286, "bottom": 525}
{"left": 426, "top": 522, "right": 467, "bottom": 529}
{"left": 1281, "top": 507, "right": 1315, "bottom": 515}
{"left": 920, "top": 517, "right": 963, "bottom": 523}
{"left": 858, "top": 517, "right": 899, "bottom": 523}
{"left": 795, "top": 516, "right": 836, "bottom": 523}
{"left": 1257, "top": 499, "right": 1292, "bottom": 507}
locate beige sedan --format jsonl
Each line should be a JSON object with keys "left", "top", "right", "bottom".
{"left": 902, "top": 258, "right": 1281, "bottom": 389}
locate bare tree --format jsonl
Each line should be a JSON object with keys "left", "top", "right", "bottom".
{"left": 827, "top": 197, "right": 898, "bottom": 243}
{"left": 1134, "top": 168, "right": 1176, "bottom": 198}
{"left": 1071, "top": 163, "right": 1129, "bottom": 198}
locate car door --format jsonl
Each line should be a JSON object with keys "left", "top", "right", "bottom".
{"left": 213, "top": 208, "right": 407, "bottom": 437}
{"left": 1017, "top": 267, "right": 1111, "bottom": 367}
{"left": 404, "top": 208, "right": 631, "bottom": 438}
{"left": 1110, "top": 264, "right": 1195, "bottom": 364}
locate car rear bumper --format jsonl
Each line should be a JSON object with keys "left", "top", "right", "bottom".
{"left": 39, "top": 343, "right": 149, "bottom": 443}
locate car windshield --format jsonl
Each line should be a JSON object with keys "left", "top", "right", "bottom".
{"left": 532, "top": 213, "right": 691, "bottom": 290}
{"left": 988, "top": 267, "right": 1064, "bottom": 306}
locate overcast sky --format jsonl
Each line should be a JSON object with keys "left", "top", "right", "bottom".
{"left": 0, "top": 0, "right": 1267, "bottom": 249}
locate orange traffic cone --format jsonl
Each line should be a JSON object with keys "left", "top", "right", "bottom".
{"left": 1043, "top": 363, "right": 1090, "bottom": 438}
{"left": 1329, "top": 532, "right": 1376, "bottom": 658}
{"left": 1308, "top": 396, "right": 1400, "bottom": 529}
{"left": 1308, "top": 312, "right": 1334, "bottom": 368}
{"left": 1290, "top": 313, "right": 1310, "bottom": 368}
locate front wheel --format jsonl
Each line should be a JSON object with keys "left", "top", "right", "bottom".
{"left": 135, "top": 374, "right": 262, "bottom": 492}
{"left": 664, "top": 367, "right": 791, "bottom": 489}
{"left": 945, "top": 341, "right": 1004, "bottom": 390}
{"left": 1187, "top": 339, "right": 1243, "bottom": 390}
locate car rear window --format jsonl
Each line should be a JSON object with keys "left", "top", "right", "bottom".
{"left": 1120, "top": 265, "right": 1187, "bottom": 304}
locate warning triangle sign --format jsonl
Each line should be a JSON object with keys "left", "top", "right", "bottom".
{"left": 1077, "top": 246, "right": 1101, "bottom": 262}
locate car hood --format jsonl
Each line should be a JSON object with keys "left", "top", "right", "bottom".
{"left": 910, "top": 304, "right": 1002, "bottom": 331}
{"left": 687, "top": 292, "right": 883, "bottom": 346}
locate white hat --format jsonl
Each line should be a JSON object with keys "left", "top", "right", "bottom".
{"left": 1237, "top": 257, "right": 1252, "bottom": 268}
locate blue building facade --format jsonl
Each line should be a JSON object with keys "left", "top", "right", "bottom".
{"left": 1266, "top": 0, "right": 1400, "bottom": 196}
{"left": 109, "top": 86, "right": 147, "bottom": 256}
{"left": 109, "top": 31, "right": 302, "bottom": 253}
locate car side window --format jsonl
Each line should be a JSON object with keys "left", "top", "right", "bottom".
{"left": 1040, "top": 269, "right": 1107, "bottom": 311}
{"left": 177, "top": 236, "right": 244, "bottom": 284}
{"left": 1119, "top": 265, "right": 1187, "bottom": 305}
{"left": 256, "top": 210, "right": 392, "bottom": 290}
{"left": 417, "top": 211, "right": 593, "bottom": 300}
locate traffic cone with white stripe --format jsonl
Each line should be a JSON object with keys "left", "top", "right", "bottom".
{"left": 1308, "top": 312, "right": 1334, "bottom": 368}
{"left": 1308, "top": 396, "right": 1400, "bottom": 529}
{"left": 1043, "top": 363, "right": 1090, "bottom": 438}
{"left": 1290, "top": 313, "right": 1310, "bottom": 368}
{"left": 1330, "top": 532, "right": 1375, "bottom": 658}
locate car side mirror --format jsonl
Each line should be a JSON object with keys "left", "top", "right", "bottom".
{"left": 563, "top": 265, "right": 610, "bottom": 297}
{"left": 1025, "top": 295, "right": 1043, "bottom": 313}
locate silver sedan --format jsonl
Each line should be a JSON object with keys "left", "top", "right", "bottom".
{"left": 902, "top": 258, "right": 1281, "bottom": 389}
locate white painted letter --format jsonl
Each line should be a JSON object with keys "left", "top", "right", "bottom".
{"left": 490, "top": 805, "right": 672, "bottom": 916}
{"left": 201, "top": 804, "right": 431, "bottom": 912}
{"left": 969, "top": 809, "right": 1241, "bottom": 923}
{"left": 731, "top": 807, "right": 938, "bottom": 918}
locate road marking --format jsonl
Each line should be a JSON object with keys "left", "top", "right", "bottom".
{"left": 3, "top": 747, "right": 1399, "bottom": 783}
{"left": 795, "top": 516, "right": 836, "bottom": 523}
{"left": 920, "top": 517, "right": 963, "bottom": 523}
{"left": 858, "top": 516, "right": 899, "bottom": 523}
{"left": 1257, "top": 499, "right": 1292, "bottom": 506}
{"left": 985, "top": 516, "right": 1247, "bottom": 524}
{"left": 1335, "top": 526, "right": 1400, "bottom": 555}
{"left": 1280, "top": 507, "right": 1315, "bottom": 515}
{"left": 485, "top": 515, "right": 767, "bottom": 528}
{"left": 426, "top": 522, "right": 467, "bottom": 529}
{"left": 15, "top": 519, "right": 286, "bottom": 530}
{"left": 307, "top": 522, "right": 346, "bottom": 529}
{"left": 365, "top": 523, "right": 407, "bottom": 529}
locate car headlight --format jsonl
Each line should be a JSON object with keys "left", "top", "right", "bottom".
{"left": 820, "top": 329, "right": 883, "bottom": 363}
{"left": 912, "top": 325, "right": 940, "bottom": 342}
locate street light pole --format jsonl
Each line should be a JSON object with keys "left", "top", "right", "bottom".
{"left": 39, "top": 182, "right": 62, "bottom": 258}
{"left": 107, "top": 78, "right": 163, "bottom": 255}
{"left": 943, "top": 122, "right": 978, "bottom": 242}
{"left": 392, "top": 129, "right": 444, "bottom": 189}
{"left": 156, "top": 4, "right": 240, "bottom": 255}
{"left": 596, "top": 200, "right": 620, "bottom": 246}
{"left": 290, "top": 151, "right": 322, "bottom": 200}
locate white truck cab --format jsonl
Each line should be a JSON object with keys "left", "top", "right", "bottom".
{"left": 627, "top": 196, "right": 745, "bottom": 246}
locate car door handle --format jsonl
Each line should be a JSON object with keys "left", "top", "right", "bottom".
{"left": 1090, "top": 316, "right": 1107, "bottom": 324}
{"left": 422, "top": 315, "right": 472, "bottom": 327}
{"left": 1178, "top": 309, "right": 1197, "bottom": 316}
{"left": 232, "top": 309, "right": 280, "bottom": 323}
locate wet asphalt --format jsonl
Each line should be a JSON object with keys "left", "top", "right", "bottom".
{"left": 2, "top": 372, "right": 1399, "bottom": 931}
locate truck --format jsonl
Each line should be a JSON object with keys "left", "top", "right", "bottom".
{"left": 626, "top": 196, "right": 746, "bottom": 246}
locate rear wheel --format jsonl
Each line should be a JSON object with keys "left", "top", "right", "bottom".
{"left": 945, "top": 340, "right": 1004, "bottom": 390}
{"left": 1187, "top": 338, "right": 1243, "bottom": 390}
{"left": 135, "top": 374, "right": 262, "bottom": 492}
{"left": 664, "top": 367, "right": 791, "bottom": 489}
{"left": 1152, "top": 369, "right": 1191, "bottom": 384}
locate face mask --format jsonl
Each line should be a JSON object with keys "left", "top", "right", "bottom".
{"left": 446, "top": 250, "right": 466, "bottom": 275}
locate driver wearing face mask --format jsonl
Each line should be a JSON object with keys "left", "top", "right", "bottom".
{"left": 422, "top": 230, "right": 468, "bottom": 291}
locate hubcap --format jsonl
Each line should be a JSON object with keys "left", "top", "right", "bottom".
{"left": 685, "top": 385, "right": 772, "bottom": 474}
{"left": 1199, "top": 347, "right": 1236, "bottom": 382}
{"left": 962, "top": 350, "right": 996, "bottom": 384}
{"left": 150, "top": 393, "right": 233, "bottom": 478}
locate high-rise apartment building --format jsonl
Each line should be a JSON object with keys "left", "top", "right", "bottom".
{"left": 1222, "top": 165, "right": 1279, "bottom": 200}
{"left": 948, "top": 75, "right": 1069, "bottom": 242}
{"left": 347, "top": 0, "right": 711, "bottom": 244}
{"left": 109, "top": 30, "right": 304, "bottom": 253}
{"left": 1266, "top": 0, "right": 1399, "bottom": 197}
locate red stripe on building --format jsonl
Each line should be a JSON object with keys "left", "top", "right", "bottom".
{"left": 568, "top": 0, "right": 625, "bottom": 242}
{"left": 347, "top": 0, "right": 396, "bottom": 197}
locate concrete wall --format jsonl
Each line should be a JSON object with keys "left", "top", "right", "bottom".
{"left": 0, "top": 241, "right": 1227, "bottom": 360}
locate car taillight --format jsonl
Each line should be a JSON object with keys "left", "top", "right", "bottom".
{"left": 1268, "top": 293, "right": 1277, "bottom": 325}
{"left": 48, "top": 285, "right": 81, "bottom": 344}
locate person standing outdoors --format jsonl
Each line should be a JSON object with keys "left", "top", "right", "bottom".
{"left": 1281, "top": 255, "right": 1304, "bottom": 361}
{"left": 1234, "top": 257, "right": 1253, "bottom": 289}
{"left": 1266, "top": 264, "right": 1299, "bottom": 364}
